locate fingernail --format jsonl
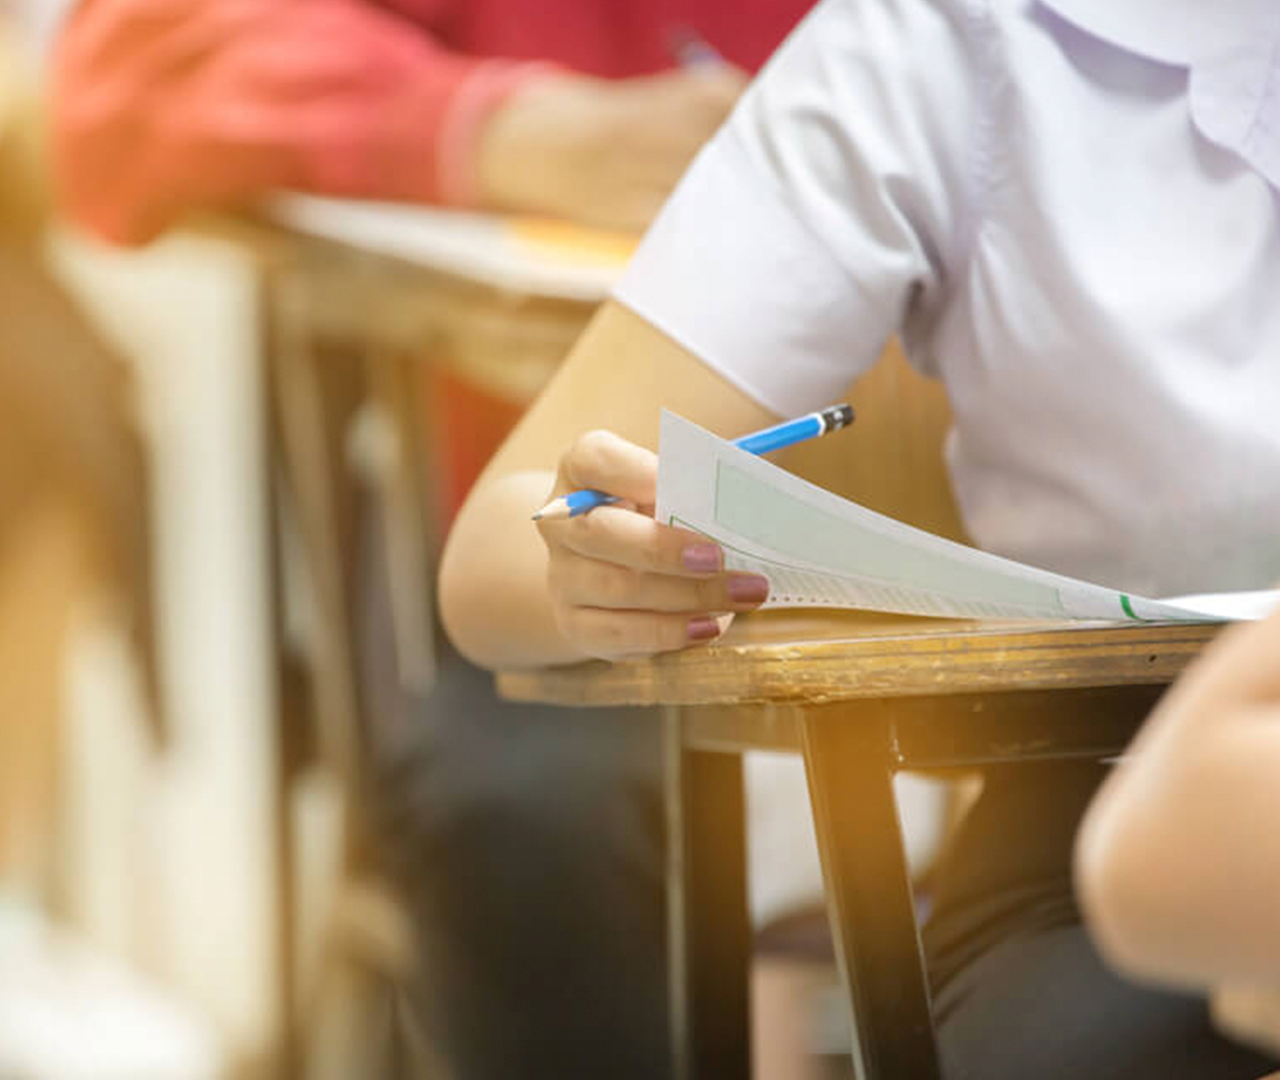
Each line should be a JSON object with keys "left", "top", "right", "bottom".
{"left": 687, "top": 617, "right": 721, "bottom": 642}
{"left": 682, "top": 544, "right": 723, "bottom": 573}
{"left": 727, "top": 574, "right": 769, "bottom": 604}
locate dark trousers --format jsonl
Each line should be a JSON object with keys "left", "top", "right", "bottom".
{"left": 367, "top": 655, "right": 669, "bottom": 1079}
{"left": 925, "top": 762, "right": 1279, "bottom": 1080}
{"left": 357, "top": 499, "right": 669, "bottom": 1076}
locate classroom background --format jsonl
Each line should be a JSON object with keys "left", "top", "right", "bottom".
{"left": 8, "top": 1, "right": 1273, "bottom": 1078}
{"left": 1, "top": 2, "right": 904, "bottom": 1076}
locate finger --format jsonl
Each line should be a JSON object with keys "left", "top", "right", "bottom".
{"left": 1171, "top": 609, "right": 1280, "bottom": 706}
{"left": 686, "top": 67, "right": 749, "bottom": 111}
{"left": 558, "top": 429, "right": 658, "bottom": 507}
{"left": 550, "top": 549, "right": 770, "bottom": 612}
{"left": 558, "top": 605, "right": 726, "bottom": 661}
{"left": 640, "top": 67, "right": 748, "bottom": 103}
{"left": 542, "top": 503, "right": 725, "bottom": 576}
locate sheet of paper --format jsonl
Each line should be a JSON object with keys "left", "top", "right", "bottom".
{"left": 655, "top": 411, "right": 1279, "bottom": 624}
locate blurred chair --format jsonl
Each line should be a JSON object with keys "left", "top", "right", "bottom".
{"left": 0, "top": 14, "right": 156, "bottom": 922}
{"left": 0, "top": 23, "right": 219, "bottom": 1080}
{"left": 266, "top": 261, "right": 432, "bottom": 1080}
{"left": 263, "top": 237, "right": 605, "bottom": 1079}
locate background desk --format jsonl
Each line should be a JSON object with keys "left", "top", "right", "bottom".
{"left": 500, "top": 612, "right": 1218, "bottom": 1080}
{"left": 251, "top": 196, "right": 627, "bottom": 1077}
{"left": 258, "top": 193, "right": 624, "bottom": 763}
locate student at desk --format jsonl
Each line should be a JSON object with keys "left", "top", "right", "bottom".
{"left": 440, "top": 0, "right": 1280, "bottom": 1076}
{"left": 1078, "top": 607, "right": 1280, "bottom": 1070}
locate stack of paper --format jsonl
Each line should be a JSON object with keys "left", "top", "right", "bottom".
{"left": 655, "top": 411, "right": 1279, "bottom": 624}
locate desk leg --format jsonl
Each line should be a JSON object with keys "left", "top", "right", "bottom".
{"left": 801, "top": 708, "right": 941, "bottom": 1080}
{"left": 664, "top": 706, "right": 750, "bottom": 1080}
{"left": 361, "top": 347, "right": 436, "bottom": 699}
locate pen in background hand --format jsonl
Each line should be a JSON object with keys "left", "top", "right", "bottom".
{"left": 667, "top": 25, "right": 727, "bottom": 71}
{"left": 532, "top": 403, "right": 855, "bottom": 521}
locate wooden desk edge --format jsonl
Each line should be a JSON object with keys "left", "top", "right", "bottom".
{"left": 496, "top": 620, "right": 1220, "bottom": 708}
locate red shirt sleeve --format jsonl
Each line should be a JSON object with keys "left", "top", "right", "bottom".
{"left": 51, "top": 0, "right": 548, "bottom": 244}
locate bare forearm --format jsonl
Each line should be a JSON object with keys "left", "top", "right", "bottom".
{"left": 439, "top": 469, "right": 587, "bottom": 670}
{"left": 1079, "top": 730, "right": 1280, "bottom": 986}
{"left": 1078, "top": 615, "right": 1280, "bottom": 988}
{"left": 437, "top": 300, "right": 775, "bottom": 672}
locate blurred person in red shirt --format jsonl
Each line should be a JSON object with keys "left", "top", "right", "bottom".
{"left": 51, "top": 3, "right": 821, "bottom": 1078}
{"left": 51, "top": 0, "right": 811, "bottom": 244}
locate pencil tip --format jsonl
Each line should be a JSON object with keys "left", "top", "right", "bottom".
{"left": 531, "top": 512, "right": 543, "bottom": 521}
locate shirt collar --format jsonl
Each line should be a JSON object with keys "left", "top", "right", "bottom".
{"left": 1040, "top": 0, "right": 1269, "bottom": 66}
{"left": 1039, "top": 0, "right": 1280, "bottom": 190}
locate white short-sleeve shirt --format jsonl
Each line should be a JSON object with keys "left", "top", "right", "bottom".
{"left": 616, "top": 0, "right": 1280, "bottom": 598}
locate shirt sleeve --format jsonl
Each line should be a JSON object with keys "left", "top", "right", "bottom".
{"left": 50, "top": 0, "right": 549, "bottom": 245}
{"left": 613, "top": 0, "right": 988, "bottom": 418}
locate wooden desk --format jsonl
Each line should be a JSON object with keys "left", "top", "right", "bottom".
{"left": 499, "top": 611, "right": 1220, "bottom": 1080}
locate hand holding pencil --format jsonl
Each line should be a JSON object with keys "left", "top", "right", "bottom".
{"left": 534, "top": 404, "right": 854, "bottom": 520}
{"left": 533, "top": 406, "right": 853, "bottom": 661}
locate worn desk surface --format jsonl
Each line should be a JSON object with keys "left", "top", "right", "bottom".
{"left": 497, "top": 610, "right": 1220, "bottom": 708}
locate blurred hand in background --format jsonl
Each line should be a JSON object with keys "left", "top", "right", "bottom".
{"left": 478, "top": 67, "right": 747, "bottom": 232}
{"left": 51, "top": 0, "right": 802, "bottom": 245}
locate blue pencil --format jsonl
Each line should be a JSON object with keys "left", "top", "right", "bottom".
{"left": 532, "top": 404, "right": 855, "bottom": 521}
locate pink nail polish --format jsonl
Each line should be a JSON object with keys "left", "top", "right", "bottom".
{"left": 727, "top": 575, "right": 769, "bottom": 604}
{"left": 682, "top": 544, "right": 723, "bottom": 573}
{"left": 687, "top": 617, "right": 721, "bottom": 642}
